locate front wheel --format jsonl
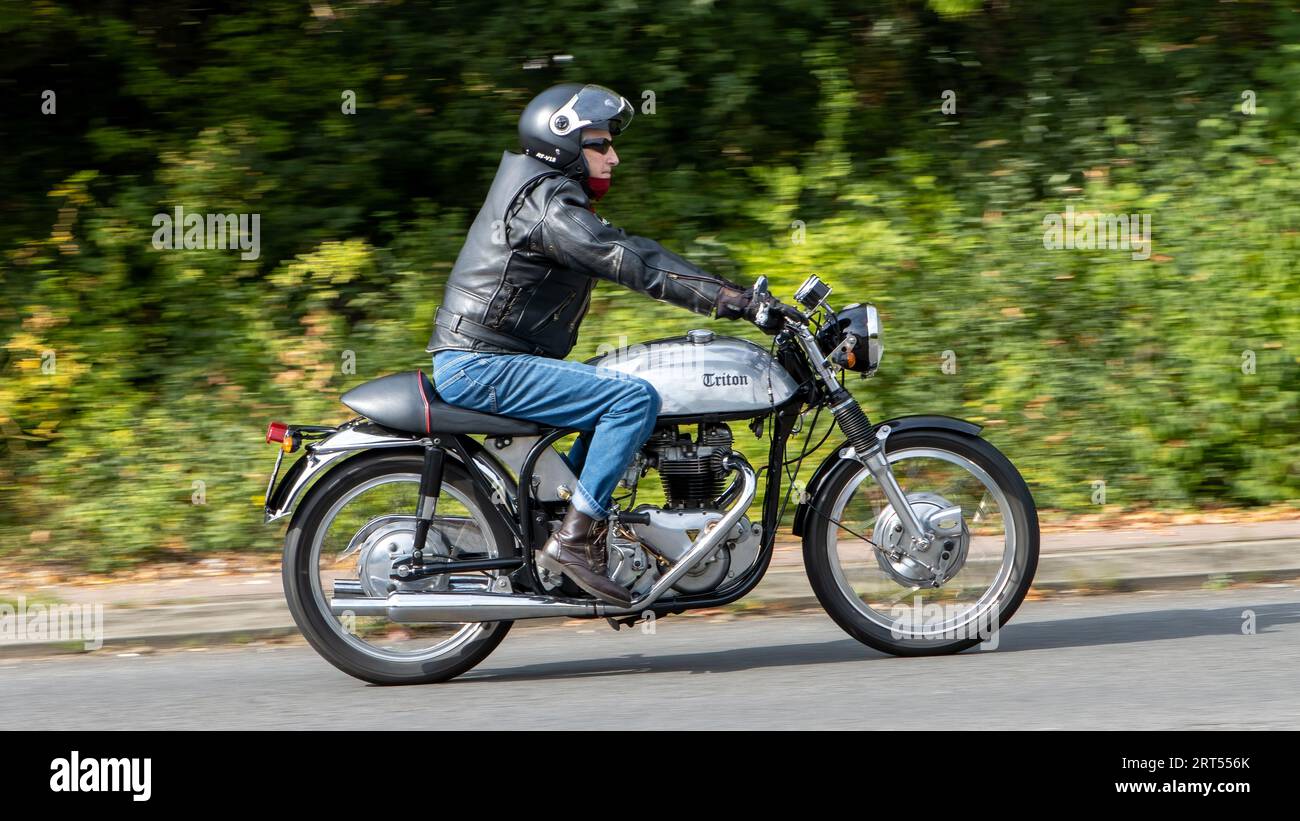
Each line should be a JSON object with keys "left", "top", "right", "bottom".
{"left": 282, "top": 450, "right": 516, "bottom": 685}
{"left": 803, "top": 428, "right": 1039, "bottom": 656}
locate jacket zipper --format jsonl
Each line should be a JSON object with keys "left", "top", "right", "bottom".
{"left": 568, "top": 286, "right": 593, "bottom": 333}
{"left": 551, "top": 289, "right": 576, "bottom": 322}
{"left": 667, "top": 272, "right": 722, "bottom": 282}
{"left": 525, "top": 288, "right": 576, "bottom": 333}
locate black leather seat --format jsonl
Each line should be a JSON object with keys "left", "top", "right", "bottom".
{"left": 340, "top": 371, "right": 539, "bottom": 436}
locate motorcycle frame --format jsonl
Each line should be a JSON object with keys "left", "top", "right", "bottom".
{"left": 263, "top": 329, "right": 982, "bottom": 619}
{"left": 264, "top": 400, "right": 807, "bottom": 618}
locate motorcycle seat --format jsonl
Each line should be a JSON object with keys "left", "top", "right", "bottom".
{"left": 340, "top": 370, "right": 539, "bottom": 436}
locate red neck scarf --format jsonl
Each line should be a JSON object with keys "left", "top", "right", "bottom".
{"left": 584, "top": 176, "right": 611, "bottom": 202}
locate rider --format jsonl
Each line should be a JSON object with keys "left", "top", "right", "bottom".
{"left": 427, "top": 83, "right": 796, "bottom": 608}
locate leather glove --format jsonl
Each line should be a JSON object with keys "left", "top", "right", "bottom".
{"left": 716, "top": 286, "right": 799, "bottom": 335}
{"left": 715, "top": 286, "right": 753, "bottom": 321}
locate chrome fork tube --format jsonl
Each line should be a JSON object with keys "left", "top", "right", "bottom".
{"left": 859, "top": 427, "right": 930, "bottom": 551}
{"left": 789, "top": 321, "right": 839, "bottom": 390}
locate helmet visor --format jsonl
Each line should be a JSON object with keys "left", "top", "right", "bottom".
{"left": 551, "top": 85, "right": 634, "bottom": 137}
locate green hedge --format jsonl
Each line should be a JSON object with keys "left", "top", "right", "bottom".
{"left": 1, "top": 1, "right": 1296, "bottom": 569}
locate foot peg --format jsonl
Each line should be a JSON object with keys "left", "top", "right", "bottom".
{"left": 538, "top": 506, "right": 636, "bottom": 608}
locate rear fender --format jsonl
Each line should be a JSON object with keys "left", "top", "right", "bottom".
{"left": 263, "top": 423, "right": 517, "bottom": 526}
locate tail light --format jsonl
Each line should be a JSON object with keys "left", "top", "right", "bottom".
{"left": 266, "top": 422, "right": 289, "bottom": 444}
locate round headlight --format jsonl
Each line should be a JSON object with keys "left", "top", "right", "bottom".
{"left": 863, "top": 303, "right": 882, "bottom": 376}
{"left": 818, "top": 302, "right": 882, "bottom": 375}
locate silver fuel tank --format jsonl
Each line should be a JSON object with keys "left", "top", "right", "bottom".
{"left": 584, "top": 329, "right": 800, "bottom": 417}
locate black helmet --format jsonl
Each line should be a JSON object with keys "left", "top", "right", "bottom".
{"left": 519, "top": 83, "right": 634, "bottom": 178}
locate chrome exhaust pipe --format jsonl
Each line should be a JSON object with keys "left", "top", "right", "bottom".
{"left": 602, "top": 454, "right": 756, "bottom": 616}
{"left": 328, "top": 456, "right": 758, "bottom": 623}
{"left": 332, "top": 579, "right": 367, "bottom": 599}
{"left": 331, "top": 591, "right": 599, "bottom": 622}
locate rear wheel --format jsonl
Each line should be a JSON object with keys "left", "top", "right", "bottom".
{"left": 803, "top": 429, "right": 1039, "bottom": 656}
{"left": 282, "top": 450, "right": 515, "bottom": 684}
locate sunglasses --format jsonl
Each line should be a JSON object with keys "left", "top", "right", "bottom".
{"left": 581, "top": 137, "right": 614, "bottom": 154}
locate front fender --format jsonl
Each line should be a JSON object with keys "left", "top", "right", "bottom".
{"left": 789, "top": 414, "right": 983, "bottom": 537}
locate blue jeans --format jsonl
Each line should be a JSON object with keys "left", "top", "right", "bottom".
{"left": 431, "top": 350, "right": 662, "bottom": 520}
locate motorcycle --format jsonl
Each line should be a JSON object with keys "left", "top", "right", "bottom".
{"left": 263, "top": 274, "right": 1039, "bottom": 684}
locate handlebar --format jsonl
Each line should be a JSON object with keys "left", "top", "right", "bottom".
{"left": 773, "top": 301, "right": 811, "bottom": 326}
{"left": 749, "top": 275, "right": 810, "bottom": 328}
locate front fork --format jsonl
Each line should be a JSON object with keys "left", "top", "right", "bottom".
{"left": 857, "top": 425, "right": 928, "bottom": 551}
{"left": 789, "top": 324, "right": 951, "bottom": 575}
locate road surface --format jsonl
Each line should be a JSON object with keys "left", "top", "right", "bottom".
{"left": 2, "top": 586, "right": 1297, "bottom": 730}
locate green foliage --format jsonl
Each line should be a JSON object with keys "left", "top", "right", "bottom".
{"left": 1, "top": 0, "right": 1296, "bottom": 569}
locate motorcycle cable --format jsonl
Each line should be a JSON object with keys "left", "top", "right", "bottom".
{"left": 780, "top": 360, "right": 881, "bottom": 551}
{"left": 788, "top": 406, "right": 884, "bottom": 551}
{"left": 780, "top": 345, "right": 844, "bottom": 469}
{"left": 780, "top": 302, "right": 844, "bottom": 469}
{"left": 757, "top": 308, "right": 845, "bottom": 554}
{"left": 754, "top": 326, "right": 824, "bottom": 517}
{"left": 766, "top": 397, "right": 824, "bottom": 554}
{"left": 800, "top": 495, "right": 880, "bottom": 550}
{"left": 782, "top": 404, "right": 837, "bottom": 467}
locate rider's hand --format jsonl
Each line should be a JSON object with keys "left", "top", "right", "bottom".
{"left": 749, "top": 293, "right": 787, "bottom": 335}
{"left": 716, "top": 285, "right": 802, "bottom": 335}
{"left": 715, "top": 286, "right": 752, "bottom": 321}
{"left": 765, "top": 296, "right": 808, "bottom": 327}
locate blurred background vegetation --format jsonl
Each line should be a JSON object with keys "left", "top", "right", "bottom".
{"left": 1, "top": 0, "right": 1297, "bottom": 570}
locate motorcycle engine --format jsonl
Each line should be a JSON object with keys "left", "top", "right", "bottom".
{"left": 647, "top": 423, "right": 734, "bottom": 509}
{"left": 537, "top": 422, "right": 762, "bottom": 598}
{"left": 621, "top": 423, "right": 761, "bottom": 595}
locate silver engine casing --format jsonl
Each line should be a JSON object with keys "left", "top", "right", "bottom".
{"left": 535, "top": 509, "right": 763, "bottom": 598}
{"left": 609, "top": 510, "right": 764, "bottom": 596}
{"left": 585, "top": 331, "right": 800, "bottom": 416}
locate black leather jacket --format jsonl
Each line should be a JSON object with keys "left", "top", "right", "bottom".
{"left": 426, "top": 151, "right": 741, "bottom": 359}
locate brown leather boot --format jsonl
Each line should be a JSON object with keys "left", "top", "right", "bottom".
{"left": 537, "top": 506, "right": 635, "bottom": 608}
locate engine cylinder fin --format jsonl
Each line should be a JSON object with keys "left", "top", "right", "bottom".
{"left": 651, "top": 423, "right": 734, "bottom": 508}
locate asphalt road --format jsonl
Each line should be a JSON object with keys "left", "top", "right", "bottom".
{"left": 3, "top": 586, "right": 1298, "bottom": 730}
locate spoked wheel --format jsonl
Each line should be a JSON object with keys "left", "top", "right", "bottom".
{"left": 282, "top": 451, "right": 516, "bottom": 684}
{"left": 803, "top": 428, "right": 1039, "bottom": 656}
